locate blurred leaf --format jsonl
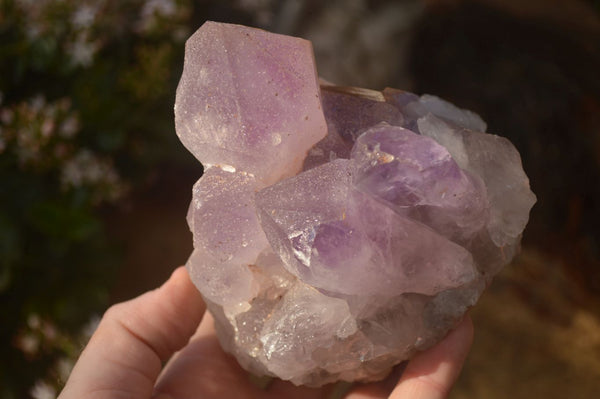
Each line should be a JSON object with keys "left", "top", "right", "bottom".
{"left": 0, "top": 216, "right": 19, "bottom": 292}
{"left": 27, "top": 201, "right": 99, "bottom": 241}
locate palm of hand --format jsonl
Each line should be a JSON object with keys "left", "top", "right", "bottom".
{"left": 155, "top": 315, "right": 337, "bottom": 399}
{"left": 59, "top": 267, "right": 472, "bottom": 399}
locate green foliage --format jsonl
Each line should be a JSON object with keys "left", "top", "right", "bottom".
{"left": 0, "top": 0, "right": 193, "bottom": 397}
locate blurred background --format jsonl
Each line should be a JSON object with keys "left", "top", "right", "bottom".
{"left": 1, "top": 0, "right": 599, "bottom": 398}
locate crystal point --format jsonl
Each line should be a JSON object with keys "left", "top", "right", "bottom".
{"left": 176, "top": 22, "right": 327, "bottom": 184}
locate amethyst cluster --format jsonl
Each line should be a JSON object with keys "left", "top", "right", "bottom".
{"left": 175, "top": 21, "right": 536, "bottom": 386}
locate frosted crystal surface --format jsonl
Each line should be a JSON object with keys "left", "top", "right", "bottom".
{"left": 176, "top": 22, "right": 536, "bottom": 386}
{"left": 175, "top": 21, "right": 327, "bottom": 185}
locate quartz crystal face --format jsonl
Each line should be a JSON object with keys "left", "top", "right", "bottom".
{"left": 176, "top": 22, "right": 537, "bottom": 386}
{"left": 175, "top": 21, "right": 327, "bottom": 185}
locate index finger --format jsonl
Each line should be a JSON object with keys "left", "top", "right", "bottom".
{"left": 389, "top": 315, "right": 473, "bottom": 399}
{"left": 345, "top": 315, "right": 473, "bottom": 399}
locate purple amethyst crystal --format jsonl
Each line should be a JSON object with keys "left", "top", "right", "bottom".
{"left": 175, "top": 22, "right": 536, "bottom": 386}
{"left": 175, "top": 21, "right": 327, "bottom": 185}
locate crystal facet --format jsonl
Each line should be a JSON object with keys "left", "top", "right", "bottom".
{"left": 176, "top": 22, "right": 536, "bottom": 386}
{"left": 175, "top": 21, "right": 327, "bottom": 185}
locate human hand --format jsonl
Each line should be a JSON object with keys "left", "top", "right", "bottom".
{"left": 59, "top": 267, "right": 473, "bottom": 399}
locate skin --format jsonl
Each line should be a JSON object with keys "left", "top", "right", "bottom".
{"left": 58, "top": 267, "right": 473, "bottom": 399}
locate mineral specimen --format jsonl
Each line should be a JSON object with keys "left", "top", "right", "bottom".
{"left": 176, "top": 21, "right": 536, "bottom": 386}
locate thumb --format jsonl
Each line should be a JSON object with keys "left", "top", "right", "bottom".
{"left": 59, "top": 267, "right": 205, "bottom": 399}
